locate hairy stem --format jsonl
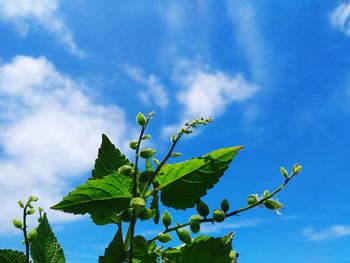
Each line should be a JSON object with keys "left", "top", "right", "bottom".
{"left": 22, "top": 205, "right": 30, "bottom": 263}
{"left": 149, "top": 171, "right": 297, "bottom": 242}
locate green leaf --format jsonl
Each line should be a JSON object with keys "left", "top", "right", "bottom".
{"left": 30, "top": 213, "right": 65, "bottom": 263}
{"left": 162, "top": 233, "right": 234, "bottom": 263}
{"left": 150, "top": 192, "right": 159, "bottom": 224}
{"left": 155, "top": 147, "right": 243, "bottom": 209}
{"left": 92, "top": 134, "right": 131, "bottom": 179}
{"left": 99, "top": 228, "right": 126, "bottom": 263}
{"left": 51, "top": 172, "right": 132, "bottom": 224}
{"left": 132, "top": 242, "right": 159, "bottom": 263}
{"left": 0, "top": 250, "right": 26, "bottom": 263}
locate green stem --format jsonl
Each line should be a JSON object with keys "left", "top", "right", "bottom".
{"left": 22, "top": 205, "right": 30, "bottom": 263}
{"left": 149, "top": 172, "right": 297, "bottom": 242}
{"left": 128, "top": 117, "right": 150, "bottom": 262}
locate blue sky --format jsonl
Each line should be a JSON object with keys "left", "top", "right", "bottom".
{"left": 0, "top": 1, "right": 349, "bottom": 262}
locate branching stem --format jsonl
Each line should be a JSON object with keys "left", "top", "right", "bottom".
{"left": 148, "top": 171, "right": 297, "bottom": 242}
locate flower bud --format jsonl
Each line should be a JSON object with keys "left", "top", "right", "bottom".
{"left": 118, "top": 165, "right": 133, "bottom": 175}
{"left": 27, "top": 228, "right": 37, "bottom": 241}
{"left": 196, "top": 201, "right": 209, "bottom": 218}
{"left": 170, "top": 134, "right": 176, "bottom": 143}
{"left": 120, "top": 210, "right": 132, "bottom": 222}
{"left": 247, "top": 194, "right": 258, "bottom": 205}
{"left": 32, "top": 197, "right": 39, "bottom": 202}
{"left": 133, "top": 235, "right": 148, "bottom": 251}
{"left": 171, "top": 152, "right": 182, "bottom": 158}
{"left": 176, "top": 229, "right": 191, "bottom": 244}
{"left": 142, "top": 134, "right": 151, "bottom": 140}
{"left": 140, "top": 148, "right": 156, "bottom": 159}
{"left": 12, "top": 219, "right": 22, "bottom": 229}
{"left": 264, "top": 199, "right": 283, "bottom": 210}
{"left": 190, "top": 221, "right": 200, "bottom": 233}
{"left": 138, "top": 208, "right": 154, "bottom": 221}
{"left": 280, "top": 167, "right": 288, "bottom": 178}
{"left": 158, "top": 233, "right": 172, "bottom": 243}
{"left": 293, "top": 164, "right": 302, "bottom": 174}
{"left": 136, "top": 112, "right": 147, "bottom": 127}
{"left": 162, "top": 211, "right": 172, "bottom": 228}
{"left": 152, "top": 158, "right": 160, "bottom": 166}
{"left": 129, "top": 140, "right": 139, "bottom": 150}
{"left": 221, "top": 199, "right": 230, "bottom": 213}
{"left": 130, "top": 198, "right": 145, "bottom": 211}
{"left": 263, "top": 190, "right": 270, "bottom": 198}
{"left": 213, "top": 210, "right": 225, "bottom": 222}
{"left": 28, "top": 196, "right": 34, "bottom": 202}
{"left": 18, "top": 200, "right": 24, "bottom": 208}
{"left": 27, "top": 208, "right": 35, "bottom": 215}
{"left": 189, "top": 215, "right": 201, "bottom": 222}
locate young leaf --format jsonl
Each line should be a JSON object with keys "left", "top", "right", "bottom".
{"left": 99, "top": 229, "right": 125, "bottom": 263}
{"left": 92, "top": 134, "right": 131, "bottom": 179}
{"left": 30, "top": 213, "right": 66, "bottom": 263}
{"left": 51, "top": 172, "right": 132, "bottom": 224}
{"left": 154, "top": 147, "right": 243, "bottom": 210}
{"left": 163, "top": 233, "right": 234, "bottom": 263}
{"left": 0, "top": 250, "right": 26, "bottom": 263}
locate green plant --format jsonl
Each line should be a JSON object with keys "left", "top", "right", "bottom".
{"left": 0, "top": 197, "right": 65, "bottom": 263}
{"left": 1, "top": 111, "right": 301, "bottom": 262}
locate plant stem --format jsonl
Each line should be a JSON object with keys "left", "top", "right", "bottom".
{"left": 22, "top": 205, "right": 30, "bottom": 263}
{"left": 128, "top": 118, "right": 149, "bottom": 263}
{"left": 148, "top": 172, "right": 297, "bottom": 242}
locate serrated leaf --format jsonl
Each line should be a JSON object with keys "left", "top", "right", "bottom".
{"left": 51, "top": 172, "right": 132, "bottom": 224}
{"left": 0, "top": 249, "right": 26, "bottom": 263}
{"left": 92, "top": 134, "right": 131, "bottom": 179}
{"left": 99, "top": 228, "right": 125, "bottom": 263}
{"left": 162, "top": 233, "right": 233, "bottom": 263}
{"left": 155, "top": 147, "right": 243, "bottom": 210}
{"left": 30, "top": 213, "right": 65, "bottom": 263}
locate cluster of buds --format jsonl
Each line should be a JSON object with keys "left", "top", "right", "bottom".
{"left": 13, "top": 196, "right": 43, "bottom": 244}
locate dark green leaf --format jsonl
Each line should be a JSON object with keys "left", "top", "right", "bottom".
{"left": 51, "top": 172, "right": 132, "bottom": 224}
{"left": 150, "top": 192, "right": 159, "bottom": 224}
{"left": 99, "top": 228, "right": 125, "bottom": 263}
{"left": 0, "top": 249, "right": 26, "bottom": 263}
{"left": 92, "top": 134, "right": 131, "bottom": 179}
{"left": 30, "top": 213, "right": 65, "bottom": 263}
{"left": 155, "top": 147, "right": 243, "bottom": 209}
{"left": 162, "top": 233, "right": 234, "bottom": 263}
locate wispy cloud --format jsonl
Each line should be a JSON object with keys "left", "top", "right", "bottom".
{"left": 200, "top": 218, "right": 263, "bottom": 234}
{"left": 0, "top": 0, "right": 85, "bottom": 57}
{"left": 225, "top": 1, "right": 270, "bottom": 83}
{"left": 124, "top": 64, "right": 169, "bottom": 109}
{"left": 330, "top": 2, "right": 350, "bottom": 36}
{"left": 162, "top": 60, "right": 258, "bottom": 137}
{"left": 302, "top": 224, "right": 350, "bottom": 242}
{"left": 0, "top": 55, "right": 130, "bottom": 233}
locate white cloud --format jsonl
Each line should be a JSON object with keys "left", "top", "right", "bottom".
{"left": 330, "top": 2, "right": 350, "bottom": 36}
{"left": 0, "top": 56, "right": 130, "bottom": 233}
{"left": 162, "top": 61, "right": 258, "bottom": 137}
{"left": 124, "top": 64, "right": 169, "bottom": 109}
{"left": 200, "top": 218, "right": 263, "bottom": 234}
{"left": 226, "top": 1, "right": 269, "bottom": 82}
{"left": 302, "top": 224, "right": 350, "bottom": 242}
{"left": 0, "top": 0, "right": 85, "bottom": 57}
